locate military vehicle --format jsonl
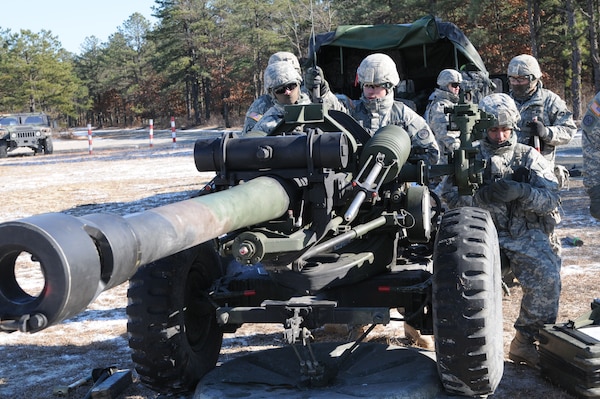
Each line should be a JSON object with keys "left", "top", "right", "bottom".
{"left": 0, "top": 97, "right": 504, "bottom": 397}
{"left": 0, "top": 112, "right": 54, "bottom": 157}
{"left": 307, "top": 15, "right": 500, "bottom": 114}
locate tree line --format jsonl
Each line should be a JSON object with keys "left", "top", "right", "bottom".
{"left": 0, "top": 0, "right": 597, "bottom": 129}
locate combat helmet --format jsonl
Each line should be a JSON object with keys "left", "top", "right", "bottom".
{"left": 478, "top": 93, "right": 521, "bottom": 129}
{"left": 507, "top": 54, "right": 542, "bottom": 79}
{"left": 263, "top": 61, "right": 302, "bottom": 96}
{"left": 437, "top": 69, "right": 463, "bottom": 88}
{"left": 268, "top": 51, "right": 301, "bottom": 74}
{"left": 356, "top": 53, "right": 400, "bottom": 89}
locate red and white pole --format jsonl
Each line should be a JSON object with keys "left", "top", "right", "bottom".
{"left": 170, "top": 117, "right": 176, "bottom": 143}
{"left": 149, "top": 119, "right": 154, "bottom": 148}
{"left": 87, "top": 123, "right": 93, "bottom": 155}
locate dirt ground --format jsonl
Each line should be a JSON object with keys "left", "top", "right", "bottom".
{"left": 0, "top": 130, "right": 598, "bottom": 399}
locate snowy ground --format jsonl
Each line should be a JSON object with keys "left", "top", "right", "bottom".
{"left": 0, "top": 128, "right": 597, "bottom": 398}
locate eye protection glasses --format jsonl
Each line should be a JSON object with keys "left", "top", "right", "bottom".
{"left": 274, "top": 82, "right": 298, "bottom": 95}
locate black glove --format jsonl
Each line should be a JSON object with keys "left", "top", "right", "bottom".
{"left": 588, "top": 184, "right": 600, "bottom": 220}
{"left": 475, "top": 184, "right": 494, "bottom": 203}
{"left": 490, "top": 179, "right": 532, "bottom": 202}
{"left": 304, "top": 67, "right": 330, "bottom": 97}
{"left": 527, "top": 119, "right": 548, "bottom": 139}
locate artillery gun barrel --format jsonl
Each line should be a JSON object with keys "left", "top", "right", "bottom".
{"left": 0, "top": 176, "right": 290, "bottom": 332}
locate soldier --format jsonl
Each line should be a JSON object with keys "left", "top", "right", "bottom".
{"left": 507, "top": 54, "right": 576, "bottom": 186}
{"left": 307, "top": 53, "right": 439, "bottom": 347}
{"left": 439, "top": 93, "right": 562, "bottom": 369}
{"left": 250, "top": 61, "right": 310, "bottom": 135}
{"left": 459, "top": 62, "right": 495, "bottom": 104}
{"left": 581, "top": 91, "right": 600, "bottom": 220}
{"left": 424, "top": 69, "right": 463, "bottom": 161}
{"left": 307, "top": 53, "right": 440, "bottom": 166}
{"left": 242, "top": 52, "right": 302, "bottom": 135}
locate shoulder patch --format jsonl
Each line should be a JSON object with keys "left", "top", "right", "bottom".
{"left": 589, "top": 99, "right": 600, "bottom": 117}
{"left": 248, "top": 112, "right": 263, "bottom": 122}
{"left": 583, "top": 114, "right": 595, "bottom": 128}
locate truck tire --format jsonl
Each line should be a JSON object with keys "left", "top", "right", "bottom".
{"left": 43, "top": 137, "right": 53, "bottom": 154}
{"left": 127, "top": 241, "right": 224, "bottom": 394}
{"left": 0, "top": 141, "right": 7, "bottom": 158}
{"left": 432, "top": 206, "right": 503, "bottom": 397}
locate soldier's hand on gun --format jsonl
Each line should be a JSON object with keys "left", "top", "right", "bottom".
{"left": 526, "top": 119, "right": 548, "bottom": 139}
{"left": 305, "top": 67, "right": 330, "bottom": 96}
{"left": 489, "top": 179, "right": 532, "bottom": 202}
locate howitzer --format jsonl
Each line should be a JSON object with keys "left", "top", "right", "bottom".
{"left": 0, "top": 102, "right": 503, "bottom": 398}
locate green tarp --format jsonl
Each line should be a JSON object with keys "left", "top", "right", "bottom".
{"left": 306, "top": 15, "right": 490, "bottom": 112}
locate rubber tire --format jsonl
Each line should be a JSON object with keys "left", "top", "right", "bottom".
{"left": 126, "top": 241, "right": 224, "bottom": 394}
{"left": 43, "top": 137, "right": 53, "bottom": 154}
{"left": 0, "top": 141, "right": 7, "bottom": 158}
{"left": 432, "top": 206, "right": 503, "bottom": 397}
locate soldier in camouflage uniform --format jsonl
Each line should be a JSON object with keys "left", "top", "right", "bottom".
{"left": 439, "top": 93, "right": 561, "bottom": 369}
{"left": 242, "top": 52, "right": 302, "bottom": 135}
{"left": 424, "top": 69, "right": 463, "bottom": 161}
{"left": 507, "top": 54, "right": 576, "bottom": 187}
{"left": 581, "top": 91, "right": 600, "bottom": 220}
{"left": 459, "top": 62, "right": 495, "bottom": 104}
{"left": 250, "top": 61, "right": 310, "bottom": 135}
{"left": 306, "top": 53, "right": 440, "bottom": 166}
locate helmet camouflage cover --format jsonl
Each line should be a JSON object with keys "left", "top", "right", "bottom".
{"left": 507, "top": 54, "right": 542, "bottom": 79}
{"left": 437, "top": 69, "right": 463, "bottom": 87}
{"left": 478, "top": 93, "right": 521, "bottom": 129}
{"left": 263, "top": 61, "right": 302, "bottom": 94}
{"left": 356, "top": 53, "right": 400, "bottom": 88}
{"left": 268, "top": 51, "right": 301, "bottom": 74}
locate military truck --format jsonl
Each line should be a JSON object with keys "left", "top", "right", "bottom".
{"left": 307, "top": 15, "right": 500, "bottom": 114}
{"left": 0, "top": 112, "right": 54, "bottom": 157}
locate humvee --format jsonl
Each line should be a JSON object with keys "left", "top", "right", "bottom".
{"left": 0, "top": 112, "right": 54, "bottom": 157}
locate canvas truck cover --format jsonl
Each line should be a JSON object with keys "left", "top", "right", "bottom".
{"left": 306, "top": 15, "right": 494, "bottom": 113}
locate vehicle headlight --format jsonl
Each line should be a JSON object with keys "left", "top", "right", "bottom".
{"left": 10, "top": 132, "right": 16, "bottom": 139}
{"left": 36, "top": 131, "right": 41, "bottom": 137}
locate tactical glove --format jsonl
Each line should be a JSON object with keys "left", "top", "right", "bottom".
{"left": 304, "top": 67, "right": 330, "bottom": 97}
{"left": 588, "top": 184, "right": 600, "bottom": 220}
{"left": 475, "top": 184, "right": 494, "bottom": 203}
{"left": 490, "top": 179, "right": 532, "bottom": 202}
{"left": 527, "top": 119, "right": 548, "bottom": 139}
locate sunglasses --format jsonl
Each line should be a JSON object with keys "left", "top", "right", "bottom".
{"left": 450, "top": 82, "right": 461, "bottom": 88}
{"left": 274, "top": 82, "right": 298, "bottom": 95}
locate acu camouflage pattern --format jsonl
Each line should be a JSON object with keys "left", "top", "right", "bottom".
{"left": 439, "top": 130, "right": 561, "bottom": 342}
{"left": 250, "top": 92, "right": 311, "bottom": 135}
{"left": 242, "top": 94, "right": 274, "bottom": 135}
{"left": 321, "top": 90, "right": 440, "bottom": 165}
{"left": 424, "top": 88, "right": 461, "bottom": 155}
{"left": 512, "top": 82, "right": 577, "bottom": 165}
{"left": 581, "top": 91, "right": 600, "bottom": 189}
{"left": 460, "top": 68, "right": 495, "bottom": 104}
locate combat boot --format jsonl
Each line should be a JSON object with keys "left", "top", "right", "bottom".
{"left": 508, "top": 331, "right": 539, "bottom": 369}
{"left": 589, "top": 185, "right": 600, "bottom": 220}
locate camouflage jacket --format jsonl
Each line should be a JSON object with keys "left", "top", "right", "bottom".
{"left": 512, "top": 84, "right": 576, "bottom": 164}
{"left": 242, "top": 95, "right": 274, "bottom": 135}
{"left": 581, "top": 91, "right": 600, "bottom": 188}
{"left": 424, "top": 88, "right": 460, "bottom": 154}
{"left": 251, "top": 92, "right": 312, "bottom": 135}
{"left": 322, "top": 91, "right": 440, "bottom": 165}
{"left": 440, "top": 133, "right": 560, "bottom": 238}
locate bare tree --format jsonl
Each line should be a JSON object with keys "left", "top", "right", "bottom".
{"left": 566, "top": 0, "right": 582, "bottom": 118}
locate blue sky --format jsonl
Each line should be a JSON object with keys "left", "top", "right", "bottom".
{"left": 0, "top": 0, "right": 157, "bottom": 54}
